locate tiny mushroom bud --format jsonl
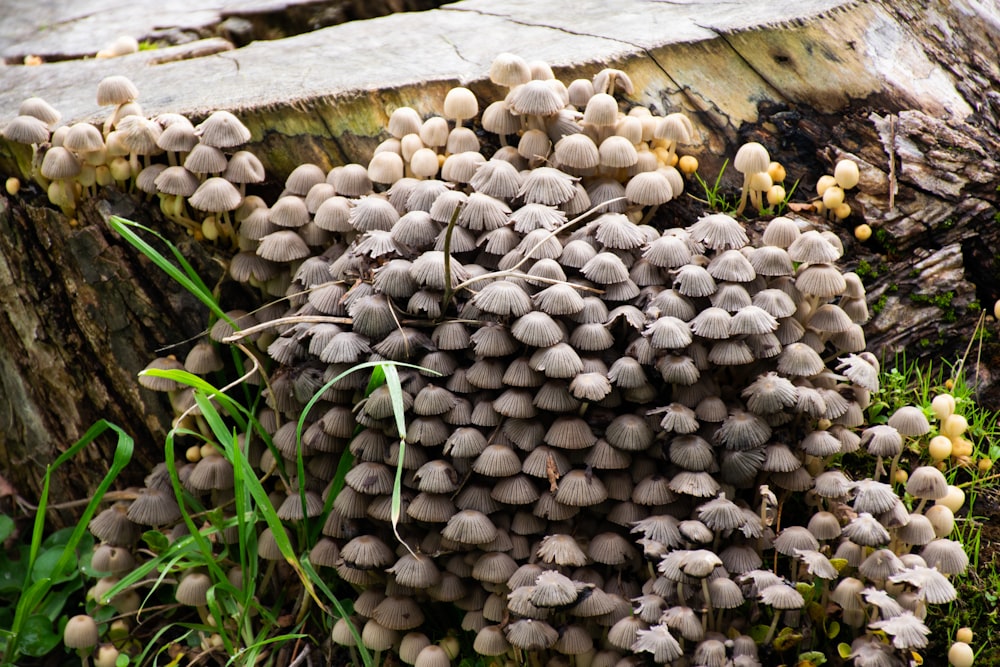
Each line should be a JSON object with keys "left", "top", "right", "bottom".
{"left": 768, "top": 161, "right": 786, "bottom": 183}
{"left": 834, "top": 159, "right": 860, "bottom": 189}
{"left": 678, "top": 155, "right": 698, "bottom": 175}
{"left": 854, "top": 223, "right": 872, "bottom": 241}
{"left": 948, "top": 641, "right": 974, "bottom": 667}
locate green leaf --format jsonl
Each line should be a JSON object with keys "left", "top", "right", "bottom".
{"left": 0, "top": 514, "right": 14, "bottom": 542}
{"left": 0, "top": 550, "right": 28, "bottom": 595}
{"left": 837, "top": 643, "right": 853, "bottom": 659}
{"left": 17, "top": 614, "right": 60, "bottom": 658}
{"left": 35, "top": 579, "right": 81, "bottom": 622}
{"left": 798, "top": 651, "right": 826, "bottom": 665}
{"left": 142, "top": 529, "right": 169, "bottom": 554}
{"left": 825, "top": 620, "right": 840, "bottom": 639}
{"left": 32, "top": 548, "right": 78, "bottom": 585}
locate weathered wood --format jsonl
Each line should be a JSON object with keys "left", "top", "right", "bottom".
{"left": 2, "top": 0, "right": 1000, "bottom": 508}
{"left": 0, "top": 193, "right": 224, "bottom": 519}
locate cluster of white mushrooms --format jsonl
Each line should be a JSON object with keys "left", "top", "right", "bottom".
{"left": 1, "top": 52, "right": 974, "bottom": 667}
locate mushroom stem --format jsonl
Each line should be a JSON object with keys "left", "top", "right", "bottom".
{"left": 701, "top": 578, "right": 714, "bottom": 630}
{"left": 763, "top": 609, "right": 782, "bottom": 646}
{"left": 887, "top": 451, "right": 903, "bottom": 488}
{"left": 639, "top": 204, "right": 660, "bottom": 226}
{"left": 735, "top": 172, "right": 752, "bottom": 216}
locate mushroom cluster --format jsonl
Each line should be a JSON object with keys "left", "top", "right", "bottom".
{"left": 2, "top": 75, "right": 259, "bottom": 238}
{"left": 10, "top": 53, "right": 970, "bottom": 666}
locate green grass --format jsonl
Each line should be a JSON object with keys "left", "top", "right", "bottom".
{"left": 866, "top": 350, "right": 1000, "bottom": 665}
{"left": 0, "top": 421, "right": 134, "bottom": 666}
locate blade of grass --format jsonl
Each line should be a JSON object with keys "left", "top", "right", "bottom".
{"left": 3, "top": 421, "right": 133, "bottom": 666}
{"left": 107, "top": 215, "right": 230, "bottom": 325}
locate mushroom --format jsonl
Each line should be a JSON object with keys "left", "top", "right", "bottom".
{"left": 732, "top": 142, "right": 770, "bottom": 216}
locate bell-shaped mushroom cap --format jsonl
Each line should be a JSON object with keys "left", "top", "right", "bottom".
{"left": 341, "top": 534, "right": 394, "bottom": 568}
{"left": 906, "top": 466, "right": 949, "bottom": 500}
{"left": 554, "top": 132, "right": 600, "bottom": 169}
{"left": 643, "top": 234, "right": 693, "bottom": 269}
{"left": 777, "top": 342, "right": 825, "bottom": 377}
{"left": 505, "top": 619, "right": 558, "bottom": 651}
{"left": 588, "top": 532, "right": 638, "bottom": 565}
{"left": 97, "top": 75, "right": 139, "bottom": 105}
{"left": 157, "top": 120, "right": 198, "bottom": 153}
{"left": 555, "top": 469, "right": 608, "bottom": 507}
{"left": 860, "top": 424, "right": 903, "bottom": 457}
{"left": 788, "top": 229, "right": 842, "bottom": 264}
{"left": 372, "top": 594, "right": 426, "bottom": 631}
{"left": 3, "top": 114, "right": 51, "bottom": 143}
{"left": 175, "top": 571, "right": 212, "bottom": 606}
{"left": 837, "top": 354, "right": 880, "bottom": 392}
{"left": 625, "top": 170, "right": 673, "bottom": 206}
{"left": 19, "top": 97, "right": 61, "bottom": 125}
{"left": 887, "top": 405, "right": 931, "bottom": 436}
{"left": 442, "top": 509, "right": 498, "bottom": 545}
{"left": 194, "top": 110, "right": 251, "bottom": 148}
{"left": 688, "top": 213, "right": 748, "bottom": 251}
{"left": 536, "top": 533, "right": 588, "bottom": 566}
{"left": 631, "top": 624, "right": 683, "bottom": 663}
{"left": 470, "top": 158, "right": 523, "bottom": 198}
{"left": 334, "top": 163, "right": 373, "bottom": 197}
{"left": 474, "top": 625, "right": 512, "bottom": 656}
{"left": 63, "top": 614, "right": 100, "bottom": 649}
{"left": 742, "top": 372, "right": 798, "bottom": 414}
{"left": 360, "top": 619, "right": 399, "bottom": 651}
{"left": 138, "top": 356, "right": 185, "bottom": 392}
{"left": 897, "top": 513, "right": 935, "bottom": 546}
{"left": 748, "top": 244, "right": 794, "bottom": 276}
{"left": 40, "top": 146, "right": 82, "bottom": 180}
{"left": 858, "top": 548, "right": 905, "bottom": 580}
{"left": 190, "top": 177, "right": 242, "bottom": 212}
{"left": 920, "top": 538, "right": 968, "bottom": 574}
{"left": 696, "top": 494, "right": 745, "bottom": 531}
{"left": 733, "top": 142, "right": 770, "bottom": 175}
{"left": 507, "top": 80, "right": 564, "bottom": 117}
{"left": 717, "top": 410, "right": 771, "bottom": 451}
{"left": 490, "top": 52, "right": 532, "bottom": 87}
{"left": 708, "top": 249, "right": 756, "bottom": 283}
{"left": 842, "top": 512, "right": 890, "bottom": 547}
{"left": 64, "top": 122, "right": 105, "bottom": 153}
{"left": 773, "top": 526, "right": 820, "bottom": 556}
{"left": 517, "top": 166, "right": 578, "bottom": 205}
{"left": 257, "top": 230, "right": 310, "bottom": 262}
{"left": 759, "top": 583, "right": 804, "bottom": 610}
{"left": 608, "top": 615, "right": 649, "bottom": 651}
{"left": 153, "top": 165, "right": 199, "bottom": 197}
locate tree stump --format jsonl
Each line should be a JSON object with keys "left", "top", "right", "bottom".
{"left": 1, "top": 0, "right": 999, "bottom": 509}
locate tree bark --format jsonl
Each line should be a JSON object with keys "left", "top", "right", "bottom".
{"left": 0, "top": 192, "right": 224, "bottom": 523}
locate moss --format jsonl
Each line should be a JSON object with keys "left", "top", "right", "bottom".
{"left": 873, "top": 226, "right": 896, "bottom": 253}
{"left": 872, "top": 293, "right": 889, "bottom": 314}
{"left": 855, "top": 259, "right": 880, "bottom": 282}
{"left": 910, "top": 291, "right": 958, "bottom": 323}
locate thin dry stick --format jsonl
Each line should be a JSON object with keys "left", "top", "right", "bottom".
{"left": 888, "top": 114, "right": 896, "bottom": 210}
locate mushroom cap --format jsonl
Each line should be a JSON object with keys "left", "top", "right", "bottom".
{"left": 97, "top": 75, "right": 139, "bottom": 105}
{"left": 507, "top": 80, "right": 564, "bottom": 117}
{"left": 194, "top": 110, "right": 251, "bottom": 148}
{"left": 3, "top": 114, "right": 50, "bottom": 143}
{"left": 63, "top": 614, "right": 100, "bottom": 649}
{"left": 40, "top": 146, "right": 82, "bottom": 179}
{"left": 489, "top": 52, "right": 532, "bottom": 87}
{"left": 733, "top": 141, "right": 770, "bottom": 174}
{"left": 175, "top": 571, "right": 212, "bottom": 606}
{"left": 906, "top": 465, "right": 949, "bottom": 499}
{"left": 888, "top": 405, "right": 931, "bottom": 436}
